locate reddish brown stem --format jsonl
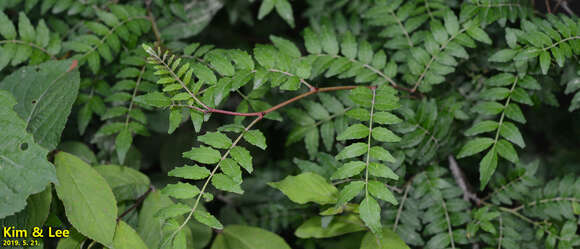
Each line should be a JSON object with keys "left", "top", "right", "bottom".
{"left": 197, "top": 85, "right": 363, "bottom": 117}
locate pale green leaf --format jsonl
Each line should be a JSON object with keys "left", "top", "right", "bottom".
{"left": 0, "top": 91, "right": 57, "bottom": 218}
{"left": 479, "top": 147, "right": 498, "bottom": 189}
{"left": 295, "top": 215, "right": 365, "bottom": 239}
{"left": 243, "top": 130, "right": 267, "bottom": 150}
{"left": 199, "top": 132, "right": 233, "bottom": 149}
{"left": 335, "top": 142, "right": 367, "bottom": 160}
{"left": 331, "top": 161, "right": 365, "bottom": 180}
{"left": 168, "top": 165, "right": 211, "bottom": 180}
{"left": 230, "top": 146, "right": 252, "bottom": 173}
{"left": 458, "top": 137, "right": 494, "bottom": 158}
{"left": 54, "top": 152, "right": 117, "bottom": 247}
{"left": 112, "top": 221, "right": 149, "bottom": 249}
{"left": 337, "top": 181, "right": 365, "bottom": 206}
{"left": 337, "top": 124, "right": 369, "bottom": 140}
{"left": 367, "top": 181, "right": 397, "bottom": 205}
{"left": 194, "top": 209, "right": 223, "bottom": 229}
{"left": 0, "top": 60, "right": 80, "bottom": 150}
{"left": 360, "top": 228, "right": 410, "bottom": 249}
{"left": 268, "top": 172, "right": 338, "bottom": 205}
{"left": 183, "top": 146, "right": 221, "bottom": 164}
{"left": 161, "top": 182, "right": 200, "bottom": 199}
{"left": 94, "top": 165, "right": 150, "bottom": 201}
{"left": 499, "top": 122, "right": 525, "bottom": 148}
{"left": 359, "top": 196, "right": 381, "bottom": 234}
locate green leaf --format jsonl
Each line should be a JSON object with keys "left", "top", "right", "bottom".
{"left": 499, "top": 122, "right": 525, "bottom": 148}
{"left": 254, "top": 45, "right": 276, "bottom": 68}
{"left": 358, "top": 40, "right": 373, "bottom": 64}
{"left": 367, "top": 180, "right": 397, "bottom": 205}
{"left": 467, "top": 26, "right": 491, "bottom": 44}
{"left": 161, "top": 182, "right": 200, "bottom": 199}
{"left": 135, "top": 92, "right": 171, "bottom": 108}
{"left": 321, "top": 24, "right": 339, "bottom": 55}
{"left": 0, "top": 91, "right": 57, "bottom": 218}
{"left": 270, "top": 35, "right": 300, "bottom": 57}
{"left": 473, "top": 101, "right": 504, "bottom": 115}
{"left": 112, "top": 221, "right": 149, "bottom": 249}
{"left": 444, "top": 10, "right": 459, "bottom": 35}
{"left": 0, "top": 11, "right": 17, "bottom": 39}
{"left": 94, "top": 165, "right": 150, "bottom": 201}
{"left": 465, "top": 121, "right": 498, "bottom": 136}
{"left": 479, "top": 147, "right": 498, "bottom": 190}
{"left": 431, "top": 20, "right": 448, "bottom": 44}
{"left": 368, "top": 162, "right": 398, "bottom": 180}
{"left": 359, "top": 196, "right": 381, "bottom": 234}
{"left": 539, "top": 51, "right": 551, "bottom": 74}
{"left": 191, "top": 63, "right": 217, "bottom": 85}
{"left": 18, "top": 12, "right": 35, "bottom": 42}
{"left": 360, "top": 228, "right": 410, "bottom": 249}
{"left": 295, "top": 215, "right": 366, "bottom": 239}
{"left": 36, "top": 20, "right": 50, "bottom": 47}
{"left": 183, "top": 146, "right": 222, "bottom": 164}
{"left": 168, "top": 165, "right": 211, "bottom": 180}
{"left": 369, "top": 146, "right": 396, "bottom": 162}
{"left": 496, "top": 139, "right": 518, "bottom": 163}
{"left": 0, "top": 60, "right": 80, "bottom": 150}
{"left": 115, "top": 128, "right": 132, "bottom": 164}
{"left": 505, "top": 103, "right": 526, "bottom": 123}
{"left": 230, "top": 146, "right": 253, "bottom": 173}
{"left": 243, "top": 130, "right": 267, "bottom": 150}
{"left": 331, "top": 161, "right": 366, "bottom": 180}
{"left": 303, "top": 28, "right": 321, "bottom": 54}
{"left": 485, "top": 73, "right": 515, "bottom": 86}
{"left": 302, "top": 100, "right": 330, "bottom": 120}
{"left": 489, "top": 49, "right": 517, "bottom": 62}
{"left": 137, "top": 191, "right": 174, "bottom": 249}
{"left": 337, "top": 124, "right": 369, "bottom": 140}
{"left": 194, "top": 209, "right": 223, "bottom": 229}
{"left": 212, "top": 173, "right": 243, "bottom": 194}
{"left": 207, "top": 51, "right": 234, "bottom": 76}
{"left": 372, "top": 127, "right": 401, "bottom": 142}
{"left": 337, "top": 181, "right": 365, "bottom": 206}
{"left": 155, "top": 203, "right": 190, "bottom": 219}
{"left": 54, "top": 152, "right": 117, "bottom": 247}
{"left": 257, "top": 0, "right": 274, "bottom": 20}
{"left": 268, "top": 172, "right": 338, "bottom": 205}
{"left": 458, "top": 137, "right": 494, "bottom": 158}
{"left": 335, "top": 142, "right": 367, "bottom": 160}
{"left": 214, "top": 225, "right": 292, "bottom": 249}
{"left": 199, "top": 132, "right": 233, "bottom": 149}
{"left": 274, "top": 0, "right": 295, "bottom": 28}
{"left": 373, "top": 112, "right": 402, "bottom": 124}
{"left": 341, "top": 31, "right": 357, "bottom": 59}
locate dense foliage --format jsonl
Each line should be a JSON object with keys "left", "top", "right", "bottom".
{"left": 1, "top": 0, "right": 579, "bottom": 249}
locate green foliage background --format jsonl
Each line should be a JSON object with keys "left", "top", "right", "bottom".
{"left": 0, "top": 0, "right": 580, "bottom": 249}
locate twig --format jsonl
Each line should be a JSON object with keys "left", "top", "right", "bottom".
{"left": 117, "top": 185, "right": 153, "bottom": 221}
{"left": 448, "top": 155, "right": 481, "bottom": 205}
{"left": 545, "top": 0, "right": 552, "bottom": 13}
{"left": 559, "top": 1, "right": 575, "bottom": 15}
{"left": 186, "top": 85, "right": 364, "bottom": 117}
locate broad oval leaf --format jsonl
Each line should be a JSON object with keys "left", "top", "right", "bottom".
{"left": 360, "top": 228, "right": 410, "bottom": 249}
{"left": 0, "top": 91, "right": 57, "bottom": 218}
{"left": 0, "top": 59, "right": 80, "bottom": 150}
{"left": 54, "top": 152, "right": 117, "bottom": 247}
{"left": 212, "top": 225, "right": 292, "bottom": 249}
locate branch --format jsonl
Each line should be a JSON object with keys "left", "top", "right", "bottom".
{"left": 185, "top": 85, "right": 363, "bottom": 117}
{"left": 448, "top": 155, "right": 481, "bottom": 205}
{"left": 117, "top": 185, "right": 153, "bottom": 221}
